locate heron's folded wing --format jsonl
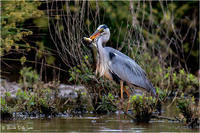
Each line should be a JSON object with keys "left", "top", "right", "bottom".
{"left": 108, "top": 52, "right": 156, "bottom": 95}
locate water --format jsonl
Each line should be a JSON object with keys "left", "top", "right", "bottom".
{"left": 1, "top": 114, "right": 199, "bottom": 132}
{"left": 1, "top": 102, "right": 199, "bottom": 132}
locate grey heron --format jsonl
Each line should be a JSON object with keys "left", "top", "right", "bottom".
{"left": 84, "top": 24, "right": 157, "bottom": 111}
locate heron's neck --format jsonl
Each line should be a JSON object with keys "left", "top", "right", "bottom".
{"left": 96, "top": 36, "right": 107, "bottom": 77}
{"left": 97, "top": 37, "right": 104, "bottom": 56}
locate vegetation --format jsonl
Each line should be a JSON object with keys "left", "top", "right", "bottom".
{"left": 0, "top": 67, "right": 92, "bottom": 119}
{"left": 177, "top": 94, "right": 199, "bottom": 128}
{"left": 1, "top": 1, "right": 43, "bottom": 57}
{"left": 130, "top": 94, "right": 157, "bottom": 122}
{"left": 96, "top": 93, "right": 117, "bottom": 114}
{"left": 47, "top": 1, "right": 198, "bottom": 97}
{"left": 1, "top": 93, "right": 13, "bottom": 120}
{"left": 0, "top": 0, "right": 199, "bottom": 128}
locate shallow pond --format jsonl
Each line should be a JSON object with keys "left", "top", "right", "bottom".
{"left": 1, "top": 114, "right": 199, "bottom": 132}
{"left": 1, "top": 102, "right": 199, "bottom": 132}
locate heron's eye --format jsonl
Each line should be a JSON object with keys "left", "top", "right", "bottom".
{"left": 102, "top": 29, "right": 106, "bottom": 34}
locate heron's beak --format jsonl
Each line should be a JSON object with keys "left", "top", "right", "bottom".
{"left": 89, "top": 29, "right": 103, "bottom": 40}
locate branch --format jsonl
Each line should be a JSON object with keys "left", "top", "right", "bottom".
{"left": 151, "top": 115, "right": 178, "bottom": 121}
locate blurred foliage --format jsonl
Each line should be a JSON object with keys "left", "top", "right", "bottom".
{"left": 1, "top": 67, "right": 57, "bottom": 116}
{"left": 156, "top": 87, "right": 169, "bottom": 102}
{"left": 96, "top": 93, "right": 117, "bottom": 113}
{"left": 130, "top": 94, "right": 157, "bottom": 122}
{"left": 0, "top": 94, "right": 14, "bottom": 119}
{"left": 171, "top": 69, "right": 198, "bottom": 94}
{"left": 176, "top": 94, "right": 200, "bottom": 128}
{"left": 68, "top": 55, "right": 93, "bottom": 84}
{"left": 19, "top": 67, "right": 39, "bottom": 89}
{"left": 1, "top": 0, "right": 43, "bottom": 56}
{"left": 15, "top": 87, "right": 56, "bottom": 115}
{"left": 1, "top": 1, "right": 57, "bottom": 82}
{"left": 138, "top": 50, "right": 199, "bottom": 95}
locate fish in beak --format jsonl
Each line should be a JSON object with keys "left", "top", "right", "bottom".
{"left": 83, "top": 28, "right": 103, "bottom": 44}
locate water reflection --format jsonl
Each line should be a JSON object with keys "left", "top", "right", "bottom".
{"left": 1, "top": 102, "right": 199, "bottom": 132}
{"left": 1, "top": 121, "right": 33, "bottom": 132}
{"left": 1, "top": 115, "right": 198, "bottom": 132}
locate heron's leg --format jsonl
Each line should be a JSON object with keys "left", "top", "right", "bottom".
{"left": 119, "top": 80, "right": 124, "bottom": 114}
{"left": 120, "top": 80, "right": 124, "bottom": 100}
{"left": 124, "top": 87, "right": 130, "bottom": 113}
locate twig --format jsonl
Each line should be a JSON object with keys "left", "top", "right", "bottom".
{"left": 151, "top": 115, "right": 178, "bottom": 121}
{"left": 108, "top": 98, "right": 136, "bottom": 121}
{"left": 175, "top": 116, "right": 183, "bottom": 122}
{"left": 123, "top": 111, "right": 136, "bottom": 121}
{"left": 167, "top": 91, "right": 179, "bottom": 108}
{"left": 2, "top": 58, "right": 68, "bottom": 73}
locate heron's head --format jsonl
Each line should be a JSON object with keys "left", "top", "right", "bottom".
{"left": 89, "top": 24, "right": 110, "bottom": 44}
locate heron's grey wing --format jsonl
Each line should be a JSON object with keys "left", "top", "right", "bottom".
{"left": 105, "top": 47, "right": 146, "bottom": 76}
{"left": 105, "top": 48, "right": 156, "bottom": 95}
